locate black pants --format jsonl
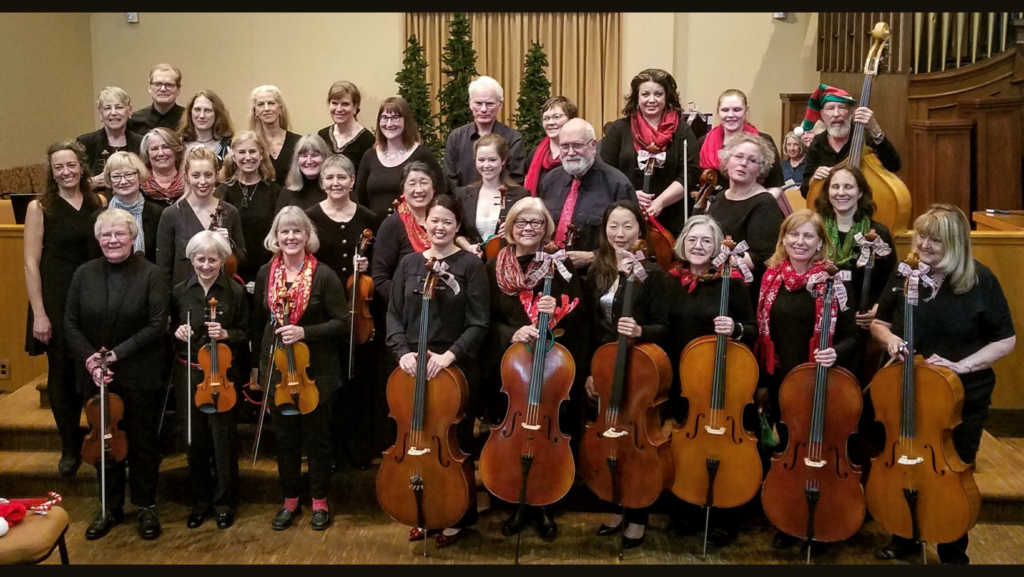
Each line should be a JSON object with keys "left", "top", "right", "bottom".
{"left": 333, "top": 341, "right": 380, "bottom": 468}
{"left": 173, "top": 361, "right": 239, "bottom": 514}
{"left": 452, "top": 360, "right": 480, "bottom": 529}
{"left": 94, "top": 386, "right": 163, "bottom": 510}
{"left": 47, "top": 351, "right": 83, "bottom": 456}
{"left": 273, "top": 397, "right": 333, "bottom": 501}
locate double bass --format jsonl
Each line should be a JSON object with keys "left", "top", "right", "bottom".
{"left": 348, "top": 229, "right": 375, "bottom": 379}
{"left": 690, "top": 169, "right": 720, "bottom": 216}
{"left": 579, "top": 241, "right": 672, "bottom": 551}
{"left": 479, "top": 243, "right": 575, "bottom": 561}
{"left": 865, "top": 253, "right": 980, "bottom": 559}
{"left": 761, "top": 262, "right": 864, "bottom": 560}
{"left": 377, "top": 258, "right": 473, "bottom": 534}
{"left": 272, "top": 295, "right": 319, "bottom": 416}
{"left": 209, "top": 204, "right": 239, "bottom": 278}
{"left": 670, "top": 236, "right": 761, "bottom": 556}
{"left": 195, "top": 297, "right": 237, "bottom": 413}
{"left": 81, "top": 347, "right": 127, "bottom": 526}
{"left": 483, "top": 185, "right": 508, "bottom": 260}
{"left": 806, "top": 22, "right": 912, "bottom": 234}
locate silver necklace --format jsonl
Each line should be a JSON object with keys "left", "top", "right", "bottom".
{"left": 382, "top": 146, "right": 407, "bottom": 161}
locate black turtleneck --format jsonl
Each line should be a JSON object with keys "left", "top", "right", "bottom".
{"left": 276, "top": 177, "right": 327, "bottom": 213}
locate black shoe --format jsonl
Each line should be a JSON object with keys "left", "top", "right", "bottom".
{"left": 85, "top": 507, "right": 123, "bottom": 540}
{"left": 58, "top": 452, "right": 81, "bottom": 477}
{"left": 876, "top": 538, "right": 923, "bottom": 561}
{"left": 666, "top": 516, "right": 699, "bottom": 537}
{"left": 772, "top": 530, "right": 801, "bottom": 549}
{"left": 501, "top": 508, "right": 531, "bottom": 537}
{"left": 187, "top": 506, "right": 210, "bottom": 529}
{"left": 597, "top": 520, "right": 623, "bottom": 536}
{"left": 536, "top": 507, "right": 557, "bottom": 539}
{"left": 272, "top": 507, "right": 300, "bottom": 530}
{"left": 705, "top": 526, "right": 737, "bottom": 549}
{"left": 216, "top": 512, "right": 234, "bottom": 529}
{"left": 138, "top": 507, "right": 161, "bottom": 540}
{"left": 311, "top": 509, "right": 331, "bottom": 531}
{"left": 621, "top": 525, "right": 646, "bottom": 550}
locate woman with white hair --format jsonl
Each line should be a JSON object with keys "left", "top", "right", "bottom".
{"left": 276, "top": 133, "right": 330, "bottom": 211}
{"left": 94, "top": 151, "right": 163, "bottom": 263}
{"left": 77, "top": 87, "right": 144, "bottom": 190}
{"left": 249, "top": 85, "right": 301, "bottom": 187}
{"left": 251, "top": 206, "right": 350, "bottom": 531}
{"left": 64, "top": 208, "right": 169, "bottom": 541}
{"left": 170, "top": 230, "right": 249, "bottom": 531}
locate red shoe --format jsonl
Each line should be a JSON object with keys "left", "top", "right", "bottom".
{"left": 435, "top": 529, "right": 462, "bottom": 548}
{"left": 409, "top": 527, "right": 426, "bottom": 541}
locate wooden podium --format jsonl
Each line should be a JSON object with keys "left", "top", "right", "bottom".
{"left": 974, "top": 210, "right": 1024, "bottom": 232}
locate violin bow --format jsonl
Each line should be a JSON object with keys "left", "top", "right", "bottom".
{"left": 251, "top": 315, "right": 279, "bottom": 466}
{"left": 186, "top": 306, "right": 192, "bottom": 447}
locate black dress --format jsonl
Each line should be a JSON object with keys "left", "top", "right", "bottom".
{"left": 354, "top": 145, "right": 447, "bottom": 231}
{"left": 270, "top": 131, "right": 302, "bottom": 187}
{"left": 217, "top": 180, "right": 281, "bottom": 285}
{"left": 155, "top": 199, "right": 247, "bottom": 288}
{"left": 453, "top": 184, "right": 531, "bottom": 246}
{"left": 706, "top": 191, "right": 785, "bottom": 304}
{"left": 25, "top": 195, "right": 102, "bottom": 458}
{"left": 698, "top": 131, "right": 786, "bottom": 191}
{"left": 317, "top": 126, "right": 376, "bottom": 170}
{"left": 277, "top": 177, "right": 328, "bottom": 213}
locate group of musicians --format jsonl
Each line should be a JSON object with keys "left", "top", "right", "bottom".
{"left": 21, "top": 63, "right": 1015, "bottom": 565}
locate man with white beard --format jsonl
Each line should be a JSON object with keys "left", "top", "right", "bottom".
{"left": 537, "top": 118, "right": 637, "bottom": 269}
{"left": 796, "top": 84, "right": 901, "bottom": 198}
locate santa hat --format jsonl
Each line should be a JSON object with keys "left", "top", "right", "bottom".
{"left": 794, "top": 84, "right": 856, "bottom": 136}
{"left": 0, "top": 492, "right": 62, "bottom": 537}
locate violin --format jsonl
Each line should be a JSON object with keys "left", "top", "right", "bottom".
{"left": 806, "top": 22, "right": 912, "bottom": 233}
{"left": 377, "top": 257, "right": 473, "bottom": 531}
{"left": 670, "top": 237, "right": 761, "bottom": 555}
{"left": 638, "top": 143, "right": 678, "bottom": 271}
{"left": 210, "top": 204, "right": 239, "bottom": 278}
{"left": 761, "top": 261, "right": 864, "bottom": 557}
{"left": 483, "top": 185, "right": 508, "bottom": 260}
{"left": 348, "top": 229, "right": 376, "bottom": 379}
{"left": 195, "top": 297, "right": 237, "bottom": 414}
{"left": 580, "top": 241, "right": 673, "bottom": 515}
{"left": 564, "top": 221, "right": 578, "bottom": 252}
{"left": 690, "top": 169, "right": 720, "bottom": 215}
{"left": 273, "top": 294, "right": 320, "bottom": 416}
{"left": 81, "top": 347, "right": 126, "bottom": 528}
{"left": 865, "top": 252, "right": 980, "bottom": 552}
{"left": 479, "top": 243, "right": 575, "bottom": 532}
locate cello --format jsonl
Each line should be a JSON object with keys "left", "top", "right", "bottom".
{"left": 761, "top": 261, "right": 864, "bottom": 561}
{"left": 579, "top": 241, "right": 672, "bottom": 550}
{"left": 377, "top": 257, "right": 473, "bottom": 535}
{"left": 865, "top": 253, "right": 980, "bottom": 559}
{"left": 806, "top": 22, "right": 912, "bottom": 234}
{"left": 272, "top": 294, "right": 320, "bottom": 416}
{"left": 348, "top": 229, "right": 375, "bottom": 379}
{"left": 479, "top": 243, "right": 576, "bottom": 561}
{"left": 483, "top": 185, "right": 508, "bottom": 260}
{"left": 670, "top": 236, "right": 761, "bottom": 556}
{"left": 209, "top": 204, "right": 239, "bottom": 278}
{"left": 638, "top": 143, "right": 678, "bottom": 271}
{"left": 689, "top": 169, "right": 720, "bottom": 216}
{"left": 195, "top": 297, "right": 237, "bottom": 414}
{"left": 81, "top": 347, "right": 127, "bottom": 527}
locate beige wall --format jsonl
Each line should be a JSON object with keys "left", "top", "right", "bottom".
{"left": 0, "top": 13, "right": 95, "bottom": 170}
{"left": 88, "top": 12, "right": 405, "bottom": 141}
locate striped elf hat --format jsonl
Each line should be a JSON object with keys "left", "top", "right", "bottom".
{"left": 794, "top": 84, "right": 856, "bottom": 136}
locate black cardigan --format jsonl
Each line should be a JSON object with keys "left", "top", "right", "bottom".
{"left": 453, "top": 184, "right": 531, "bottom": 245}
{"left": 250, "top": 261, "right": 350, "bottom": 400}
{"left": 89, "top": 202, "right": 164, "bottom": 264}
{"left": 155, "top": 199, "right": 247, "bottom": 288}
{"left": 370, "top": 213, "right": 419, "bottom": 308}
{"left": 76, "top": 128, "right": 144, "bottom": 177}
{"left": 64, "top": 254, "right": 169, "bottom": 392}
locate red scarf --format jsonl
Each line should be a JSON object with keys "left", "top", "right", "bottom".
{"left": 140, "top": 171, "right": 185, "bottom": 203}
{"left": 494, "top": 245, "right": 578, "bottom": 330}
{"left": 630, "top": 110, "right": 679, "bottom": 155}
{"left": 525, "top": 137, "right": 561, "bottom": 196}
{"left": 267, "top": 253, "right": 318, "bottom": 326}
{"left": 395, "top": 197, "right": 430, "bottom": 253}
{"left": 755, "top": 259, "right": 839, "bottom": 375}
{"left": 698, "top": 122, "right": 760, "bottom": 171}
{"left": 669, "top": 264, "right": 744, "bottom": 293}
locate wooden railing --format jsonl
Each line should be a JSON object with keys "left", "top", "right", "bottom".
{"left": 818, "top": 13, "right": 913, "bottom": 74}
{"left": 911, "top": 12, "right": 1024, "bottom": 73}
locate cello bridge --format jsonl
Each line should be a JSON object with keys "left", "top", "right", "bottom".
{"left": 704, "top": 425, "right": 726, "bottom": 435}
{"left": 408, "top": 447, "right": 431, "bottom": 456}
{"left": 898, "top": 455, "right": 923, "bottom": 465}
{"left": 602, "top": 428, "right": 628, "bottom": 438}
{"left": 803, "top": 458, "right": 826, "bottom": 468}
{"left": 211, "top": 381, "right": 220, "bottom": 388}
{"left": 521, "top": 423, "right": 541, "bottom": 431}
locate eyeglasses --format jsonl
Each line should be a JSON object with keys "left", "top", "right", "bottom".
{"left": 150, "top": 82, "right": 178, "bottom": 90}
{"left": 558, "top": 139, "right": 594, "bottom": 153}
{"left": 542, "top": 113, "right": 567, "bottom": 123}
{"left": 513, "top": 218, "right": 546, "bottom": 230}
{"left": 683, "top": 236, "right": 714, "bottom": 246}
{"left": 379, "top": 114, "right": 403, "bottom": 125}
{"left": 109, "top": 171, "right": 138, "bottom": 183}
{"left": 729, "top": 153, "right": 761, "bottom": 165}
{"left": 99, "top": 231, "right": 132, "bottom": 241}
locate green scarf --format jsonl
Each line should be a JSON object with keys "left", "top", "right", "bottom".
{"left": 824, "top": 215, "right": 870, "bottom": 266}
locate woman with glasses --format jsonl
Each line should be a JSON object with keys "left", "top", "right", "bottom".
{"left": 249, "top": 85, "right": 301, "bottom": 187}
{"left": 599, "top": 69, "right": 700, "bottom": 235}
{"left": 705, "top": 133, "right": 785, "bottom": 305}
{"left": 354, "top": 97, "right": 446, "bottom": 232}
{"left": 277, "top": 134, "right": 330, "bottom": 212}
{"left": 524, "top": 96, "right": 577, "bottom": 195}
{"left": 217, "top": 130, "right": 282, "bottom": 287}
{"left": 453, "top": 133, "right": 529, "bottom": 258}
{"left": 94, "top": 151, "right": 163, "bottom": 263}
{"left": 139, "top": 127, "right": 187, "bottom": 209}
{"left": 179, "top": 90, "right": 234, "bottom": 162}
{"left": 317, "top": 81, "right": 375, "bottom": 169}
{"left": 77, "top": 87, "right": 143, "bottom": 192}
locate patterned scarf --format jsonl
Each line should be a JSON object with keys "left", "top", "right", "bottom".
{"left": 266, "top": 253, "right": 318, "bottom": 326}
{"left": 494, "top": 245, "right": 578, "bottom": 329}
{"left": 630, "top": 110, "right": 680, "bottom": 156}
{"left": 108, "top": 194, "right": 146, "bottom": 254}
{"left": 698, "top": 122, "right": 761, "bottom": 171}
{"left": 525, "top": 137, "right": 561, "bottom": 196}
{"left": 669, "top": 264, "right": 744, "bottom": 293}
{"left": 755, "top": 259, "right": 840, "bottom": 375}
{"left": 824, "top": 215, "right": 871, "bottom": 267}
{"left": 139, "top": 171, "right": 185, "bottom": 204}
{"left": 395, "top": 196, "right": 430, "bottom": 253}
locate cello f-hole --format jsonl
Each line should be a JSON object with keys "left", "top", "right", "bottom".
{"left": 543, "top": 414, "right": 559, "bottom": 443}
{"left": 686, "top": 412, "right": 705, "bottom": 440}
{"left": 782, "top": 441, "right": 803, "bottom": 471}
{"left": 728, "top": 416, "right": 745, "bottom": 445}
{"left": 433, "top": 435, "right": 451, "bottom": 467}
{"left": 924, "top": 445, "right": 945, "bottom": 476}
{"left": 394, "top": 434, "right": 409, "bottom": 463}
{"left": 831, "top": 446, "right": 850, "bottom": 479}
{"left": 630, "top": 421, "right": 644, "bottom": 451}
{"left": 501, "top": 411, "right": 522, "bottom": 438}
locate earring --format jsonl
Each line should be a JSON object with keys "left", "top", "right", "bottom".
{"left": 817, "top": 245, "right": 822, "bottom": 252}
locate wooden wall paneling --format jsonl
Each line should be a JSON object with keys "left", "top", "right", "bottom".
{"left": 908, "top": 119, "right": 974, "bottom": 219}
{"left": 894, "top": 231, "right": 1024, "bottom": 409}
{"left": 0, "top": 226, "right": 49, "bottom": 393}
{"left": 818, "top": 13, "right": 828, "bottom": 71}
{"left": 907, "top": 48, "right": 1022, "bottom": 123}
{"left": 780, "top": 92, "right": 812, "bottom": 138}
{"left": 956, "top": 96, "right": 1024, "bottom": 210}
